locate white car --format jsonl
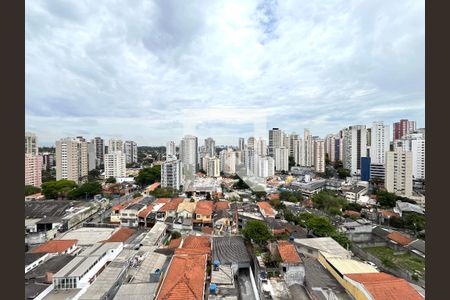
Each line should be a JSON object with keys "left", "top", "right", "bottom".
{"left": 365, "top": 261, "right": 379, "bottom": 269}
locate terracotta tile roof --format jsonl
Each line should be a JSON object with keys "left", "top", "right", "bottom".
{"left": 112, "top": 202, "right": 128, "bottom": 211}
{"left": 159, "top": 198, "right": 185, "bottom": 212}
{"left": 175, "top": 235, "right": 211, "bottom": 256}
{"left": 214, "top": 201, "right": 230, "bottom": 211}
{"left": 346, "top": 272, "right": 423, "bottom": 300}
{"left": 387, "top": 231, "right": 413, "bottom": 246}
{"left": 138, "top": 204, "right": 154, "bottom": 218}
{"left": 103, "top": 227, "right": 135, "bottom": 243}
{"left": 257, "top": 201, "right": 275, "bottom": 216}
{"left": 31, "top": 240, "right": 78, "bottom": 254}
{"left": 177, "top": 201, "right": 197, "bottom": 213}
{"left": 272, "top": 228, "right": 286, "bottom": 235}
{"left": 381, "top": 210, "right": 400, "bottom": 218}
{"left": 168, "top": 238, "right": 182, "bottom": 249}
{"left": 155, "top": 198, "right": 172, "bottom": 204}
{"left": 156, "top": 254, "right": 207, "bottom": 300}
{"left": 344, "top": 210, "right": 361, "bottom": 217}
{"left": 145, "top": 182, "right": 160, "bottom": 192}
{"left": 277, "top": 240, "right": 302, "bottom": 264}
{"left": 195, "top": 200, "right": 213, "bottom": 216}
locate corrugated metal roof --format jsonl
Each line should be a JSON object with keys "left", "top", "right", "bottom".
{"left": 326, "top": 257, "right": 379, "bottom": 275}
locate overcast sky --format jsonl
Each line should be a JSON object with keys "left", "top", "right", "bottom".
{"left": 26, "top": 0, "right": 424, "bottom": 146}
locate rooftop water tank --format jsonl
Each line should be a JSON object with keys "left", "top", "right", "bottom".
{"left": 209, "top": 283, "right": 217, "bottom": 295}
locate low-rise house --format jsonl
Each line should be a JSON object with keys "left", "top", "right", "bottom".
{"left": 212, "top": 236, "right": 251, "bottom": 269}
{"left": 213, "top": 210, "right": 232, "bottom": 234}
{"left": 276, "top": 240, "right": 305, "bottom": 286}
{"left": 194, "top": 200, "right": 213, "bottom": 226}
{"left": 214, "top": 200, "right": 230, "bottom": 211}
{"left": 155, "top": 254, "right": 208, "bottom": 300}
{"left": 157, "top": 198, "right": 185, "bottom": 221}
{"left": 394, "top": 201, "right": 425, "bottom": 218}
{"left": 174, "top": 235, "right": 211, "bottom": 257}
{"left": 120, "top": 203, "right": 146, "bottom": 227}
{"left": 143, "top": 182, "right": 160, "bottom": 196}
{"left": 101, "top": 227, "right": 135, "bottom": 243}
{"left": 386, "top": 231, "right": 413, "bottom": 251}
{"left": 344, "top": 272, "right": 424, "bottom": 300}
{"left": 31, "top": 239, "right": 79, "bottom": 256}
{"left": 256, "top": 201, "right": 277, "bottom": 218}
{"left": 345, "top": 186, "right": 368, "bottom": 202}
{"left": 407, "top": 239, "right": 425, "bottom": 258}
{"left": 293, "top": 237, "right": 351, "bottom": 259}
{"left": 339, "top": 219, "right": 373, "bottom": 243}
{"left": 177, "top": 199, "right": 197, "bottom": 219}
{"left": 138, "top": 204, "right": 154, "bottom": 227}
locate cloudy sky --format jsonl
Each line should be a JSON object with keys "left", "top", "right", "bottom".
{"left": 26, "top": 0, "right": 424, "bottom": 146}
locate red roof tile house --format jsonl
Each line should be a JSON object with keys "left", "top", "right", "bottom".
{"left": 257, "top": 201, "right": 277, "bottom": 218}
{"left": 156, "top": 254, "right": 208, "bottom": 300}
{"left": 31, "top": 239, "right": 78, "bottom": 255}
{"left": 275, "top": 240, "right": 305, "bottom": 285}
{"left": 157, "top": 198, "right": 185, "bottom": 221}
{"left": 344, "top": 272, "right": 424, "bottom": 300}
{"left": 386, "top": 231, "right": 414, "bottom": 252}
{"left": 102, "top": 228, "right": 135, "bottom": 243}
{"left": 174, "top": 235, "right": 211, "bottom": 257}
{"left": 194, "top": 200, "right": 213, "bottom": 226}
{"left": 137, "top": 204, "right": 154, "bottom": 227}
{"left": 214, "top": 200, "right": 230, "bottom": 211}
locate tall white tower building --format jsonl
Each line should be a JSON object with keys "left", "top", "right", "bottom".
{"left": 104, "top": 151, "right": 126, "bottom": 179}
{"left": 370, "top": 122, "right": 390, "bottom": 165}
{"left": 385, "top": 148, "right": 413, "bottom": 197}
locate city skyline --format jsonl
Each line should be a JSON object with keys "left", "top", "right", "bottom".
{"left": 26, "top": 0, "right": 424, "bottom": 146}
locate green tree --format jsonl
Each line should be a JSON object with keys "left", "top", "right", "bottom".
{"left": 41, "top": 179, "right": 78, "bottom": 199}
{"left": 330, "top": 232, "right": 352, "bottom": 249}
{"left": 150, "top": 187, "right": 177, "bottom": 198}
{"left": 106, "top": 177, "right": 117, "bottom": 184}
{"left": 133, "top": 192, "right": 142, "bottom": 198}
{"left": 25, "top": 185, "right": 41, "bottom": 196}
{"left": 242, "top": 220, "right": 273, "bottom": 245}
{"left": 171, "top": 231, "right": 182, "bottom": 239}
{"left": 311, "top": 190, "right": 347, "bottom": 213}
{"left": 283, "top": 208, "right": 296, "bottom": 223}
{"left": 375, "top": 190, "right": 398, "bottom": 208}
{"left": 307, "top": 215, "right": 335, "bottom": 237}
{"left": 404, "top": 213, "right": 426, "bottom": 232}
{"left": 88, "top": 169, "right": 101, "bottom": 182}
{"left": 343, "top": 202, "right": 363, "bottom": 212}
{"left": 234, "top": 177, "right": 250, "bottom": 189}
{"left": 135, "top": 165, "right": 161, "bottom": 187}
{"left": 337, "top": 168, "right": 351, "bottom": 179}
{"left": 68, "top": 182, "right": 102, "bottom": 200}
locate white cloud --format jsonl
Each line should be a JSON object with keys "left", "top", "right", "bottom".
{"left": 26, "top": 0, "right": 425, "bottom": 146}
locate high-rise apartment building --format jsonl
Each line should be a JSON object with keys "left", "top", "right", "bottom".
{"left": 325, "top": 134, "right": 342, "bottom": 162}
{"left": 104, "top": 151, "right": 126, "bottom": 179}
{"left": 87, "top": 142, "right": 96, "bottom": 171}
{"left": 25, "top": 132, "right": 42, "bottom": 187}
{"left": 247, "top": 137, "right": 255, "bottom": 150}
{"left": 238, "top": 138, "right": 245, "bottom": 151}
{"left": 25, "top": 132, "right": 38, "bottom": 155}
{"left": 370, "top": 121, "right": 390, "bottom": 165}
{"left": 255, "top": 138, "right": 267, "bottom": 156}
{"left": 293, "top": 138, "right": 303, "bottom": 166}
{"left": 180, "top": 135, "right": 198, "bottom": 177}
{"left": 289, "top": 133, "right": 299, "bottom": 157}
{"left": 302, "top": 129, "right": 313, "bottom": 167}
{"left": 41, "top": 152, "right": 55, "bottom": 170}
{"left": 25, "top": 154, "right": 42, "bottom": 187}
{"left": 396, "top": 133, "right": 425, "bottom": 180}
{"left": 313, "top": 139, "right": 325, "bottom": 173}
{"left": 219, "top": 148, "right": 236, "bottom": 175}
{"left": 207, "top": 157, "right": 221, "bottom": 177}
{"left": 204, "top": 137, "right": 216, "bottom": 157}
{"left": 161, "top": 159, "right": 182, "bottom": 190}
{"left": 274, "top": 147, "right": 289, "bottom": 171}
{"left": 92, "top": 137, "right": 105, "bottom": 168}
{"left": 55, "top": 137, "right": 89, "bottom": 184}
{"left": 385, "top": 148, "right": 413, "bottom": 197}
{"left": 108, "top": 138, "right": 124, "bottom": 152}
{"left": 124, "top": 141, "right": 138, "bottom": 164}
{"left": 268, "top": 128, "right": 284, "bottom": 157}
{"left": 342, "top": 125, "right": 367, "bottom": 175}
{"left": 393, "top": 119, "right": 416, "bottom": 141}
{"left": 166, "top": 141, "right": 176, "bottom": 160}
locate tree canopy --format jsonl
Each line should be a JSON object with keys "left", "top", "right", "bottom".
{"left": 135, "top": 165, "right": 161, "bottom": 187}
{"left": 242, "top": 220, "right": 273, "bottom": 245}
{"left": 106, "top": 177, "right": 117, "bottom": 184}
{"left": 41, "top": 179, "right": 77, "bottom": 199}
{"left": 67, "top": 182, "right": 102, "bottom": 200}
{"left": 311, "top": 190, "right": 347, "bottom": 214}
{"left": 25, "top": 185, "right": 41, "bottom": 196}
{"left": 279, "top": 190, "right": 303, "bottom": 203}
{"left": 149, "top": 187, "right": 177, "bottom": 198}
{"left": 337, "top": 168, "right": 351, "bottom": 179}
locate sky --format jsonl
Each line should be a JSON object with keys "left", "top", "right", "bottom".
{"left": 25, "top": 0, "right": 425, "bottom": 146}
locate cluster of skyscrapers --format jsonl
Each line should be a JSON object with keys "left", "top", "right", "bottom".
{"left": 161, "top": 118, "right": 425, "bottom": 197}
{"left": 24, "top": 134, "right": 138, "bottom": 186}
